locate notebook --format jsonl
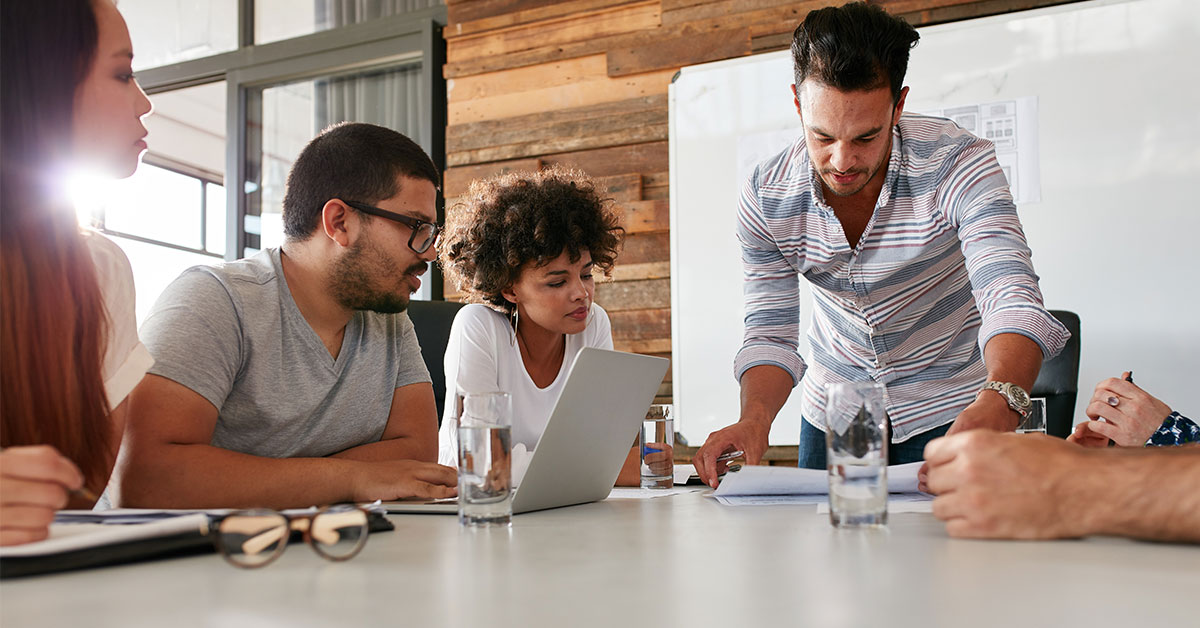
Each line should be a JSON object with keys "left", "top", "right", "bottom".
{"left": 385, "top": 347, "right": 670, "bottom": 515}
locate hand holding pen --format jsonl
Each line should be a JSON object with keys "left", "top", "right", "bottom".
{"left": 1072, "top": 370, "right": 1173, "bottom": 447}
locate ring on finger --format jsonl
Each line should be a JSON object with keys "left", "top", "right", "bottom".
{"left": 1106, "top": 396, "right": 1120, "bottom": 407}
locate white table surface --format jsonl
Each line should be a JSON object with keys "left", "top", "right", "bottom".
{"left": 2, "top": 491, "right": 1197, "bottom": 628}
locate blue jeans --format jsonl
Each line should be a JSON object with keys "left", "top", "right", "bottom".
{"left": 796, "top": 419, "right": 952, "bottom": 470}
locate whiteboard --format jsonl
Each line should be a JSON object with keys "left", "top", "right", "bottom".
{"left": 668, "top": 0, "right": 1200, "bottom": 446}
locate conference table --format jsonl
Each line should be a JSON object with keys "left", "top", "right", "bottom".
{"left": 1, "top": 490, "right": 1196, "bottom": 627}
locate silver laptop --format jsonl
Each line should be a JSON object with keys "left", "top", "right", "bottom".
{"left": 385, "top": 347, "right": 669, "bottom": 515}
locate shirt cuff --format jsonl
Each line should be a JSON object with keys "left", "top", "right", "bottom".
{"left": 977, "top": 305, "right": 1070, "bottom": 360}
{"left": 104, "top": 342, "right": 155, "bottom": 407}
{"left": 733, "top": 343, "right": 805, "bottom": 387}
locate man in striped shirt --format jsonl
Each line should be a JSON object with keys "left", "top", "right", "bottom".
{"left": 693, "top": 2, "right": 1070, "bottom": 485}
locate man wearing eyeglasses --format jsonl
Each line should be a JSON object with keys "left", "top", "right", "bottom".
{"left": 113, "top": 122, "right": 457, "bottom": 509}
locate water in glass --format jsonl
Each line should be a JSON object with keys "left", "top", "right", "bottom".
{"left": 824, "top": 382, "right": 889, "bottom": 527}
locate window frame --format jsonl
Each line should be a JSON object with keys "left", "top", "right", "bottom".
{"left": 132, "top": 1, "right": 447, "bottom": 299}
{"left": 90, "top": 156, "right": 226, "bottom": 260}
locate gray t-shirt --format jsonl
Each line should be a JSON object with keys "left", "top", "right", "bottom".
{"left": 140, "top": 248, "right": 430, "bottom": 458}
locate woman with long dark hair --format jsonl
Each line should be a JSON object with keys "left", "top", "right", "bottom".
{"left": 1, "top": 0, "right": 155, "bottom": 545}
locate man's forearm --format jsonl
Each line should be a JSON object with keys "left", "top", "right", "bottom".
{"left": 1080, "top": 448, "right": 1200, "bottom": 543}
{"left": 982, "top": 332, "right": 1043, "bottom": 392}
{"left": 117, "top": 444, "right": 364, "bottom": 510}
{"left": 739, "top": 364, "right": 795, "bottom": 427}
{"left": 331, "top": 434, "right": 436, "bottom": 463}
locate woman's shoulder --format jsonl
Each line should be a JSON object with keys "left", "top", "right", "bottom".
{"left": 80, "top": 229, "right": 134, "bottom": 284}
{"left": 454, "top": 303, "right": 510, "bottom": 336}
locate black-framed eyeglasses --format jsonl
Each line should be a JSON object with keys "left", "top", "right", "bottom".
{"left": 344, "top": 200, "right": 441, "bottom": 254}
{"left": 211, "top": 504, "right": 371, "bottom": 569}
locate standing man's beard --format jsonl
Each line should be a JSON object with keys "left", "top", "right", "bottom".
{"left": 329, "top": 239, "right": 425, "bottom": 314}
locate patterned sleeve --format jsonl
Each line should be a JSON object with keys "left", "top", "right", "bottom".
{"left": 732, "top": 166, "right": 806, "bottom": 387}
{"left": 940, "top": 136, "right": 1070, "bottom": 360}
{"left": 1145, "top": 412, "right": 1200, "bottom": 447}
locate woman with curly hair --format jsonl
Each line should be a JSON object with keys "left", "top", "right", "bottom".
{"left": 437, "top": 167, "right": 641, "bottom": 485}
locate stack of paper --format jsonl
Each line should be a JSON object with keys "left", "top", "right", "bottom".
{"left": 711, "top": 461, "right": 933, "bottom": 512}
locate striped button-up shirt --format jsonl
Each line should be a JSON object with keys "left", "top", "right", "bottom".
{"left": 734, "top": 113, "right": 1069, "bottom": 441}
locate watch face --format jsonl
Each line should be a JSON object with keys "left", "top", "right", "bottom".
{"left": 1008, "top": 385, "right": 1030, "bottom": 407}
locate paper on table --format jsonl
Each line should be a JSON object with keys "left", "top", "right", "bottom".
{"left": 607, "top": 487, "right": 705, "bottom": 500}
{"left": 673, "top": 464, "right": 695, "bottom": 485}
{"left": 0, "top": 513, "right": 210, "bottom": 558}
{"left": 713, "top": 461, "right": 925, "bottom": 497}
{"left": 714, "top": 494, "right": 828, "bottom": 506}
{"left": 817, "top": 493, "right": 933, "bottom": 514}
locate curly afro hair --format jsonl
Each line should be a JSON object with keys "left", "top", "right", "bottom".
{"left": 439, "top": 167, "right": 624, "bottom": 314}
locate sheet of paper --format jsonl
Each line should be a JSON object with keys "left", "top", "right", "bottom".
{"left": 673, "top": 464, "right": 696, "bottom": 485}
{"left": 713, "top": 461, "right": 926, "bottom": 497}
{"left": 713, "top": 494, "right": 828, "bottom": 507}
{"left": 607, "top": 487, "right": 705, "bottom": 500}
{"left": 0, "top": 513, "right": 210, "bottom": 558}
{"left": 816, "top": 493, "right": 934, "bottom": 515}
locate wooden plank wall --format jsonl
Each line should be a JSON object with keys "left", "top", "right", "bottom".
{"left": 442, "top": 0, "right": 1082, "bottom": 408}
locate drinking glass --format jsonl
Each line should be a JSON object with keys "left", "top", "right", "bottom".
{"left": 823, "top": 382, "right": 888, "bottom": 527}
{"left": 457, "top": 391, "right": 513, "bottom": 527}
{"left": 1017, "top": 397, "right": 1047, "bottom": 434}
{"left": 640, "top": 404, "right": 674, "bottom": 489}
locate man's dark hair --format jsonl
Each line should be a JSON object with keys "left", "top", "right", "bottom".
{"left": 791, "top": 1, "right": 919, "bottom": 104}
{"left": 282, "top": 122, "right": 440, "bottom": 240}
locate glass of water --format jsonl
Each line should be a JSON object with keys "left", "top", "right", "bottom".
{"left": 457, "top": 391, "right": 513, "bottom": 527}
{"left": 1017, "top": 397, "right": 1047, "bottom": 434}
{"left": 823, "top": 382, "right": 888, "bottom": 528}
{"left": 640, "top": 404, "right": 674, "bottom": 489}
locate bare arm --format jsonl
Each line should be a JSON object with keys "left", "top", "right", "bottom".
{"left": 1083, "top": 445, "right": 1200, "bottom": 542}
{"left": 925, "top": 431, "right": 1200, "bottom": 542}
{"left": 329, "top": 382, "right": 438, "bottom": 462}
{"left": 692, "top": 364, "right": 793, "bottom": 488}
{"left": 947, "top": 332, "right": 1043, "bottom": 435}
{"left": 112, "top": 374, "right": 454, "bottom": 510}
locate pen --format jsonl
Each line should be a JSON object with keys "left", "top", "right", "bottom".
{"left": 715, "top": 450, "right": 744, "bottom": 463}
{"left": 71, "top": 486, "right": 100, "bottom": 503}
{"left": 1124, "top": 371, "right": 1134, "bottom": 383}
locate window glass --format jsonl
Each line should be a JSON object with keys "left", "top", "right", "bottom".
{"left": 250, "top": 64, "right": 424, "bottom": 251}
{"left": 121, "top": 0, "right": 238, "bottom": 70}
{"left": 255, "top": 0, "right": 444, "bottom": 45}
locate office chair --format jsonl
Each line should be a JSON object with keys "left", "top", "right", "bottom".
{"left": 406, "top": 299, "right": 466, "bottom": 425}
{"left": 1031, "top": 310, "right": 1081, "bottom": 438}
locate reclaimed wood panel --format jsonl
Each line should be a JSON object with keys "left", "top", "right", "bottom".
{"left": 443, "top": 158, "right": 541, "bottom": 198}
{"left": 540, "top": 141, "right": 668, "bottom": 178}
{"left": 594, "top": 173, "right": 643, "bottom": 202}
{"left": 446, "top": 0, "right": 562, "bottom": 25}
{"left": 446, "top": 2, "right": 661, "bottom": 65}
{"left": 449, "top": 94, "right": 668, "bottom": 152}
{"left": 614, "top": 338, "right": 672, "bottom": 354}
{"left": 609, "top": 261, "right": 670, "bottom": 282}
{"left": 615, "top": 232, "right": 670, "bottom": 265}
{"left": 448, "top": 122, "right": 666, "bottom": 166}
{"left": 893, "top": 0, "right": 1082, "bottom": 24}
{"left": 608, "top": 308, "right": 671, "bottom": 341}
{"left": 661, "top": 0, "right": 833, "bottom": 26}
{"left": 617, "top": 199, "right": 669, "bottom": 234}
{"left": 449, "top": 68, "right": 674, "bottom": 125}
{"left": 448, "top": 0, "right": 647, "bottom": 38}
{"left": 607, "top": 26, "right": 751, "bottom": 77}
{"left": 595, "top": 277, "right": 670, "bottom": 311}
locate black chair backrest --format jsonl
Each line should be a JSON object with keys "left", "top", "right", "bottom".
{"left": 406, "top": 299, "right": 467, "bottom": 425}
{"left": 1031, "top": 310, "right": 1081, "bottom": 438}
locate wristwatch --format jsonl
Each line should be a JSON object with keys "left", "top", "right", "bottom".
{"left": 980, "top": 381, "right": 1032, "bottom": 419}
